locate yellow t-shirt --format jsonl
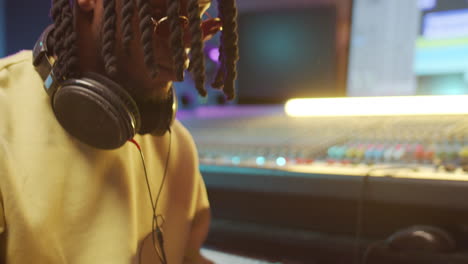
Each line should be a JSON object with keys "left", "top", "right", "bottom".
{"left": 0, "top": 51, "right": 211, "bottom": 264}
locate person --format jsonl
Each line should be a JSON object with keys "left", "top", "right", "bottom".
{"left": 0, "top": 0, "right": 238, "bottom": 263}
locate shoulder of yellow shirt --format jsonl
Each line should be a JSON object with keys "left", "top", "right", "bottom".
{"left": 0, "top": 50, "right": 33, "bottom": 71}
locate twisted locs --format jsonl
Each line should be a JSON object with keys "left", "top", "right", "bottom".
{"left": 167, "top": 0, "right": 185, "bottom": 81}
{"left": 50, "top": 0, "right": 240, "bottom": 101}
{"left": 212, "top": 0, "right": 239, "bottom": 100}
{"left": 187, "top": 0, "right": 207, "bottom": 97}
{"left": 50, "top": 0, "right": 78, "bottom": 80}
{"left": 137, "top": 0, "right": 159, "bottom": 78}
{"left": 121, "top": 0, "right": 135, "bottom": 53}
{"left": 102, "top": 0, "right": 118, "bottom": 77}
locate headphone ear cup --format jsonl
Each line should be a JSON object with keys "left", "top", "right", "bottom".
{"left": 52, "top": 73, "right": 141, "bottom": 149}
{"left": 81, "top": 72, "right": 141, "bottom": 131}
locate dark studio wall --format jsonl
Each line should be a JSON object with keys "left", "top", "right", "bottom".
{"left": 4, "top": 0, "right": 52, "bottom": 56}
{"left": 0, "top": 0, "right": 5, "bottom": 57}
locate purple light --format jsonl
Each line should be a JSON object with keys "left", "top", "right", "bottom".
{"left": 208, "top": 47, "right": 220, "bottom": 63}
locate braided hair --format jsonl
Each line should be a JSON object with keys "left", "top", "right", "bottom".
{"left": 50, "top": 0, "right": 78, "bottom": 80}
{"left": 187, "top": 0, "right": 206, "bottom": 97}
{"left": 102, "top": 0, "right": 118, "bottom": 77}
{"left": 136, "top": 0, "right": 159, "bottom": 78}
{"left": 121, "top": 0, "right": 135, "bottom": 52}
{"left": 213, "top": 0, "right": 239, "bottom": 100}
{"left": 49, "top": 0, "right": 239, "bottom": 100}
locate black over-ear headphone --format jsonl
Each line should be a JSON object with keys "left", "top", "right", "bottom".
{"left": 33, "top": 25, "right": 177, "bottom": 150}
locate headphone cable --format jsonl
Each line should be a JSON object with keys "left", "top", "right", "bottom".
{"left": 354, "top": 165, "right": 418, "bottom": 264}
{"left": 130, "top": 131, "right": 172, "bottom": 264}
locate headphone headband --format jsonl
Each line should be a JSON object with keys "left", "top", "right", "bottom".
{"left": 32, "top": 25, "right": 60, "bottom": 97}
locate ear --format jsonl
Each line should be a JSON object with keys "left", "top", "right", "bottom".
{"left": 77, "top": 0, "right": 97, "bottom": 12}
{"left": 201, "top": 18, "right": 223, "bottom": 42}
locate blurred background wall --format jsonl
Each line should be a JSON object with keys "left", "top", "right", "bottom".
{"left": 0, "top": 0, "right": 350, "bottom": 107}
{"left": 0, "top": 0, "right": 5, "bottom": 57}
{"left": 1, "top": 0, "right": 52, "bottom": 56}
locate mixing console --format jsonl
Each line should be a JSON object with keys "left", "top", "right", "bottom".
{"left": 180, "top": 106, "right": 468, "bottom": 263}
{"left": 180, "top": 106, "right": 468, "bottom": 175}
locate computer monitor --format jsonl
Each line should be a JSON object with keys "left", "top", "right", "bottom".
{"left": 347, "top": 0, "right": 468, "bottom": 96}
{"left": 236, "top": 7, "right": 340, "bottom": 104}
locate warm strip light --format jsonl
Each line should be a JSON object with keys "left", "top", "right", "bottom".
{"left": 285, "top": 95, "right": 468, "bottom": 117}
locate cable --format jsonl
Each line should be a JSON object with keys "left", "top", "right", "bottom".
{"left": 130, "top": 131, "right": 172, "bottom": 264}
{"left": 353, "top": 165, "right": 419, "bottom": 264}
{"left": 361, "top": 240, "right": 386, "bottom": 264}
{"left": 353, "top": 170, "right": 370, "bottom": 264}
